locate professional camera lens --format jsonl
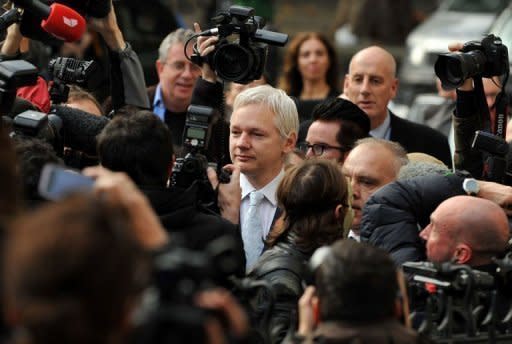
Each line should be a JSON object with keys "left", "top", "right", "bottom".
{"left": 435, "top": 50, "right": 487, "bottom": 89}
{"left": 213, "top": 44, "right": 255, "bottom": 83}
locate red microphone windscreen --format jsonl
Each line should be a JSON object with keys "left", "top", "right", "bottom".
{"left": 41, "top": 3, "right": 85, "bottom": 42}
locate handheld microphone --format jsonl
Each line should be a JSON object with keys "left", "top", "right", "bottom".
{"left": 13, "top": 0, "right": 85, "bottom": 42}
{"left": 0, "top": 8, "right": 23, "bottom": 32}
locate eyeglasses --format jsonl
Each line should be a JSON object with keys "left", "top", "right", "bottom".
{"left": 298, "top": 142, "right": 349, "bottom": 156}
{"left": 163, "top": 61, "right": 202, "bottom": 74}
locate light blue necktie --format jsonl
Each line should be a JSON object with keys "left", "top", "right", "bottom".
{"left": 243, "top": 190, "right": 265, "bottom": 270}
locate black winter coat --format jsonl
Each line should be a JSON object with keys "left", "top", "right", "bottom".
{"left": 360, "top": 173, "right": 466, "bottom": 266}
{"left": 142, "top": 184, "right": 245, "bottom": 275}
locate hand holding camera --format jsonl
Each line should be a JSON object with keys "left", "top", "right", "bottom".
{"left": 435, "top": 34, "right": 509, "bottom": 90}
{"left": 193, "top": 22, "right": 218, "bottom": 84}
{"left": 207, "top": 163, "right": 241, "bottom": 225}
{"left": 188, "top": 5, "right": 288, "bottom": 84}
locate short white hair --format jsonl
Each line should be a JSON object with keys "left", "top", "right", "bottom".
{"left": 233, "top": 85, "right": 299, "bottom": 138}
{"left": 158, "top": 28, "right": 195, "bottom": 62}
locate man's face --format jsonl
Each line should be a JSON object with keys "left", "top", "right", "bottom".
{"left": 304, "top": 120, "right": 345, "bottom": 162}
{"left": 230, "top": 103, "right": 296, "bottom": 187}
{"left": 342, "top": 144, "right": 398, "bottom": 230}
{"left": 420, "top": 207, "right": 458, "bottom": 263}
{"left": 343, "top": 50, "right": 398, "bottom": 129}
{"left": 156, "top": 43, "right": 201, "bottom": 111}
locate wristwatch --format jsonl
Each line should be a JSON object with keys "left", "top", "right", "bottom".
{"left": 463, "top": 178, "right": 480, "bottom": 196}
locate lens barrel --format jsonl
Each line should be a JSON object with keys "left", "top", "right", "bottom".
{"left": 435, "top": 50, "right": 487, "bottom": 89}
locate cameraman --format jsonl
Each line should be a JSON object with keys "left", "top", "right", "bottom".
{"left": 149, "top": 27, "right": 230, "bottom": 165}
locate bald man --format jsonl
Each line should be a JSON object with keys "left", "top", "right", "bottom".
{"left": 420, "top": 196, "right": 509, "bottom": 266}
{"left": 361, "top": 172, "right": 512, "bottom": 266}
{"left": 343, "top": 46, "right": 452, "bottom": 166}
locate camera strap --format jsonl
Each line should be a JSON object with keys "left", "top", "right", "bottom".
{"left": 493, "top": 91, "right": 509, "bottom": 139}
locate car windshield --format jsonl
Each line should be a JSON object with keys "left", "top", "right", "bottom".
{"left": 442, "top": 0, "right": 508, "bottom": 13}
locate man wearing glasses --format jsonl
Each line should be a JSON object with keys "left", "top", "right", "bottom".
{"left": 149, "top": 28, "right": 229, "bottom": 164}
{"left": 298, "top": 98, "right": 370, "bottom": 163}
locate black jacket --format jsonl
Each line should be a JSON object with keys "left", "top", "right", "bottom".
{"left": 142, "top": 184, "right": 245, "bottom": 275}
{"left": 360, "top": 173, "right": 466, "bottom": 266}
{"left": 247, "top": 231, "right": 311, "bottom": 344}
{"left": 390, "top": 112, "right": 452, "bottom": 167}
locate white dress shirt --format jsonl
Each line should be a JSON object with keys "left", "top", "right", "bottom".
{"left": 369, "top": 111, "right": 391, "bottom": 140}
{"left": 240, "top": 169, "right": 284, "bottom": 242}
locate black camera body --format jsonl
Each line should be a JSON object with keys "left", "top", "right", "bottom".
{"left": 195, "top": 5, "right": 288, "bottom": 84}
{"left": 435, "top": 34, "right": 509, "bottom": 89}
{"left": 171, "top": 105, "right": 216, "bottom": 189}
{"left": 135, "top": 236, "right": 244, "bottom": 343}
{"left": 403, "top": 261, "right": 495, "bottom": 291}
{"left": 11, "top": 110, "right": 63, "bottom": 152}
{"left": 48, "top": 57, "right": 99, "bottom": 104}
{"left": 0, "top": 60, "right": 38, "bottom": 117}
{"left": 48, "top": 57, "right": 97, "bottom": 86}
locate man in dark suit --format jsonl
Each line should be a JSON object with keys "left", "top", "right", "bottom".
{"left": 343, "top": 46, "right": 452, "bottom": 166}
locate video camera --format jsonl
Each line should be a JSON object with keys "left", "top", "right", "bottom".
{"left": 403, "top": 261, "right": 512, "bottom": 341}
{"left": 403, "top": 261, "right": 495, "bottom": 292}
{"left": 171, "top": 105, "right": 230, "bottom": 213}
{"left": 48, "top": 57, "right": 99, "bottom": 104}
{"left": 191, "top": 5, "right": 288, "bottom": 84}
{"left": 435, "top": 34, "right": 509, "bottom": 90}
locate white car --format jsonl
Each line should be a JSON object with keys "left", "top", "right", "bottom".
{"left": 399, "top": 0, "right": 508, "bottom": 100}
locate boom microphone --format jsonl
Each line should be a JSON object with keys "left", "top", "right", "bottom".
{"left": 50, "top": 105, "right": 109, "bottom": 155}
{"left": 13, "top": 0, "right": 85, "bottom": 42}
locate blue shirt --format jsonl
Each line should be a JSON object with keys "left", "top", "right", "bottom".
{"left": 152, "top": 83, "right": 166, "bottom": 121}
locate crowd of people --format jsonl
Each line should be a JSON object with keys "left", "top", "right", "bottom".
{"left": 0, "top": 0, "right": 512, "bottom": 343}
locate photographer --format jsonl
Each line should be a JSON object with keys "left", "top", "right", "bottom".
{"left": 83, "top": 0, "right": 151, "bottom": 112}
{"left": 96, "top": 109, "right": 245, "bottom": 265}
{"left": 440, "top": 38, "right": 511, "bottom": 184}
{"left": 149, "top": 26, "right": 230, "bottom": 165}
